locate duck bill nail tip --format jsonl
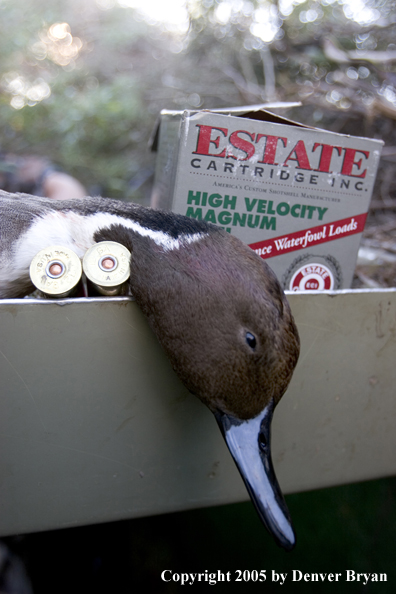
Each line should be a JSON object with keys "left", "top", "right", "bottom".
{"left": 215, "top": 402, "right": 296, "bottom": 551}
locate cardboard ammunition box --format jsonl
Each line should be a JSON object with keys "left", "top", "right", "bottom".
{"left": 151, "top": 106, "right": 383, "bottom": 291}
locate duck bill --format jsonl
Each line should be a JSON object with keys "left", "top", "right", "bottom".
{"left": 215, "top": 400, "right": 295, "bottom": 551}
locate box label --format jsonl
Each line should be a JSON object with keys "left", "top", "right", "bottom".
{"left": 153, "top": 109, "right": 383, "bottom": 290}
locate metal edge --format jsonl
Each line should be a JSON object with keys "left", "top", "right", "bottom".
{"left": 1, "top": 288, "right": 396, "bottom": 308}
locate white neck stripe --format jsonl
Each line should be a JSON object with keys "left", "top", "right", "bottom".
{"left": 3, "top": 211, "right": 207, "bottom": 285}
{"left": 87, "top": 213, "right": 207, "bottom": 251}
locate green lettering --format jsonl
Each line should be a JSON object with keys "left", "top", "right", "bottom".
{"left": 187, "top": 191, "right": 201, "bottom": 205}
{"left": 223, "top": 195, "right": 237, "bottom": 210}
{"left": 244, "top": 197, "right": 257, "bottom": 212}
{"left": 317, "top": 207, "right": 328, "bottom": 221}
{"left": 277, "top": 202, "right": 290, "bottom": 216}
{"left": 247, "top": 214, "right": 260, "bottom": 228}
{"left": 291, "top": 204, "right": 301, "bottom": 217}
{"left": 233, "top": 212, "right": 246, "bottom": 227}
{"left": 306, "top": 205, "right": 316, "bottom": 219}
{"left": 208, "top": 193, "right": 222, "bottom": 208}
{"left": 204, "top": 209, "right": 217, "bottom": 224}
{"left": 218, "top": 211, "right": 232, "bottom": 225}
{"left": 257, "top": 200, "right": 267, "bottom": 214}
{"left": 267, "top": 201, "right": 276, "bottom": 214}
{"left": 186, "top": 206, "right": 203, "bottom": 219}
{"left": 260, "top": 216, "right": 276, "bottom": 230}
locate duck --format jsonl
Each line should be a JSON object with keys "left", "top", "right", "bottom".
{"left": 0, "top": 190, "right": 300, "bottom": 550}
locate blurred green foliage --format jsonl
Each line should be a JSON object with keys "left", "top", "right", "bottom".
{"left": 0, "top": 0, "right": 154, "bottom": 199}
{"left": 0, "top": 0, "right": 395, "bottom": 202}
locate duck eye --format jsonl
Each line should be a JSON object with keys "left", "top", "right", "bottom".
{"left": 245, "top": 332, "right": 257, "bottom": 350}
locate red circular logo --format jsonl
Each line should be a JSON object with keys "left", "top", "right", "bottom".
{"left": 290, "top": 263, "right": 334, "bottom": 291}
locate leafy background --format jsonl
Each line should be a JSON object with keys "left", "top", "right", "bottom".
{"left": 1, "top": 0, "right": 396, "bottom": 204}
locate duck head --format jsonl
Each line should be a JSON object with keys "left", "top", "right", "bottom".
{"left": 96, "top": 219, "right": 300, "bottom": 550}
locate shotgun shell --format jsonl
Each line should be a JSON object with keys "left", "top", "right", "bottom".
{"left": 29, "top": 245, "right": 82, "bottom": 297}
{"left": 83, "top": 241, "right": 131, "bottom": 296}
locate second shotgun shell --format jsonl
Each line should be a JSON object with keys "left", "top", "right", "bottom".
{"left": 83, "top": 241, "right": 131, "bottom": 295}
